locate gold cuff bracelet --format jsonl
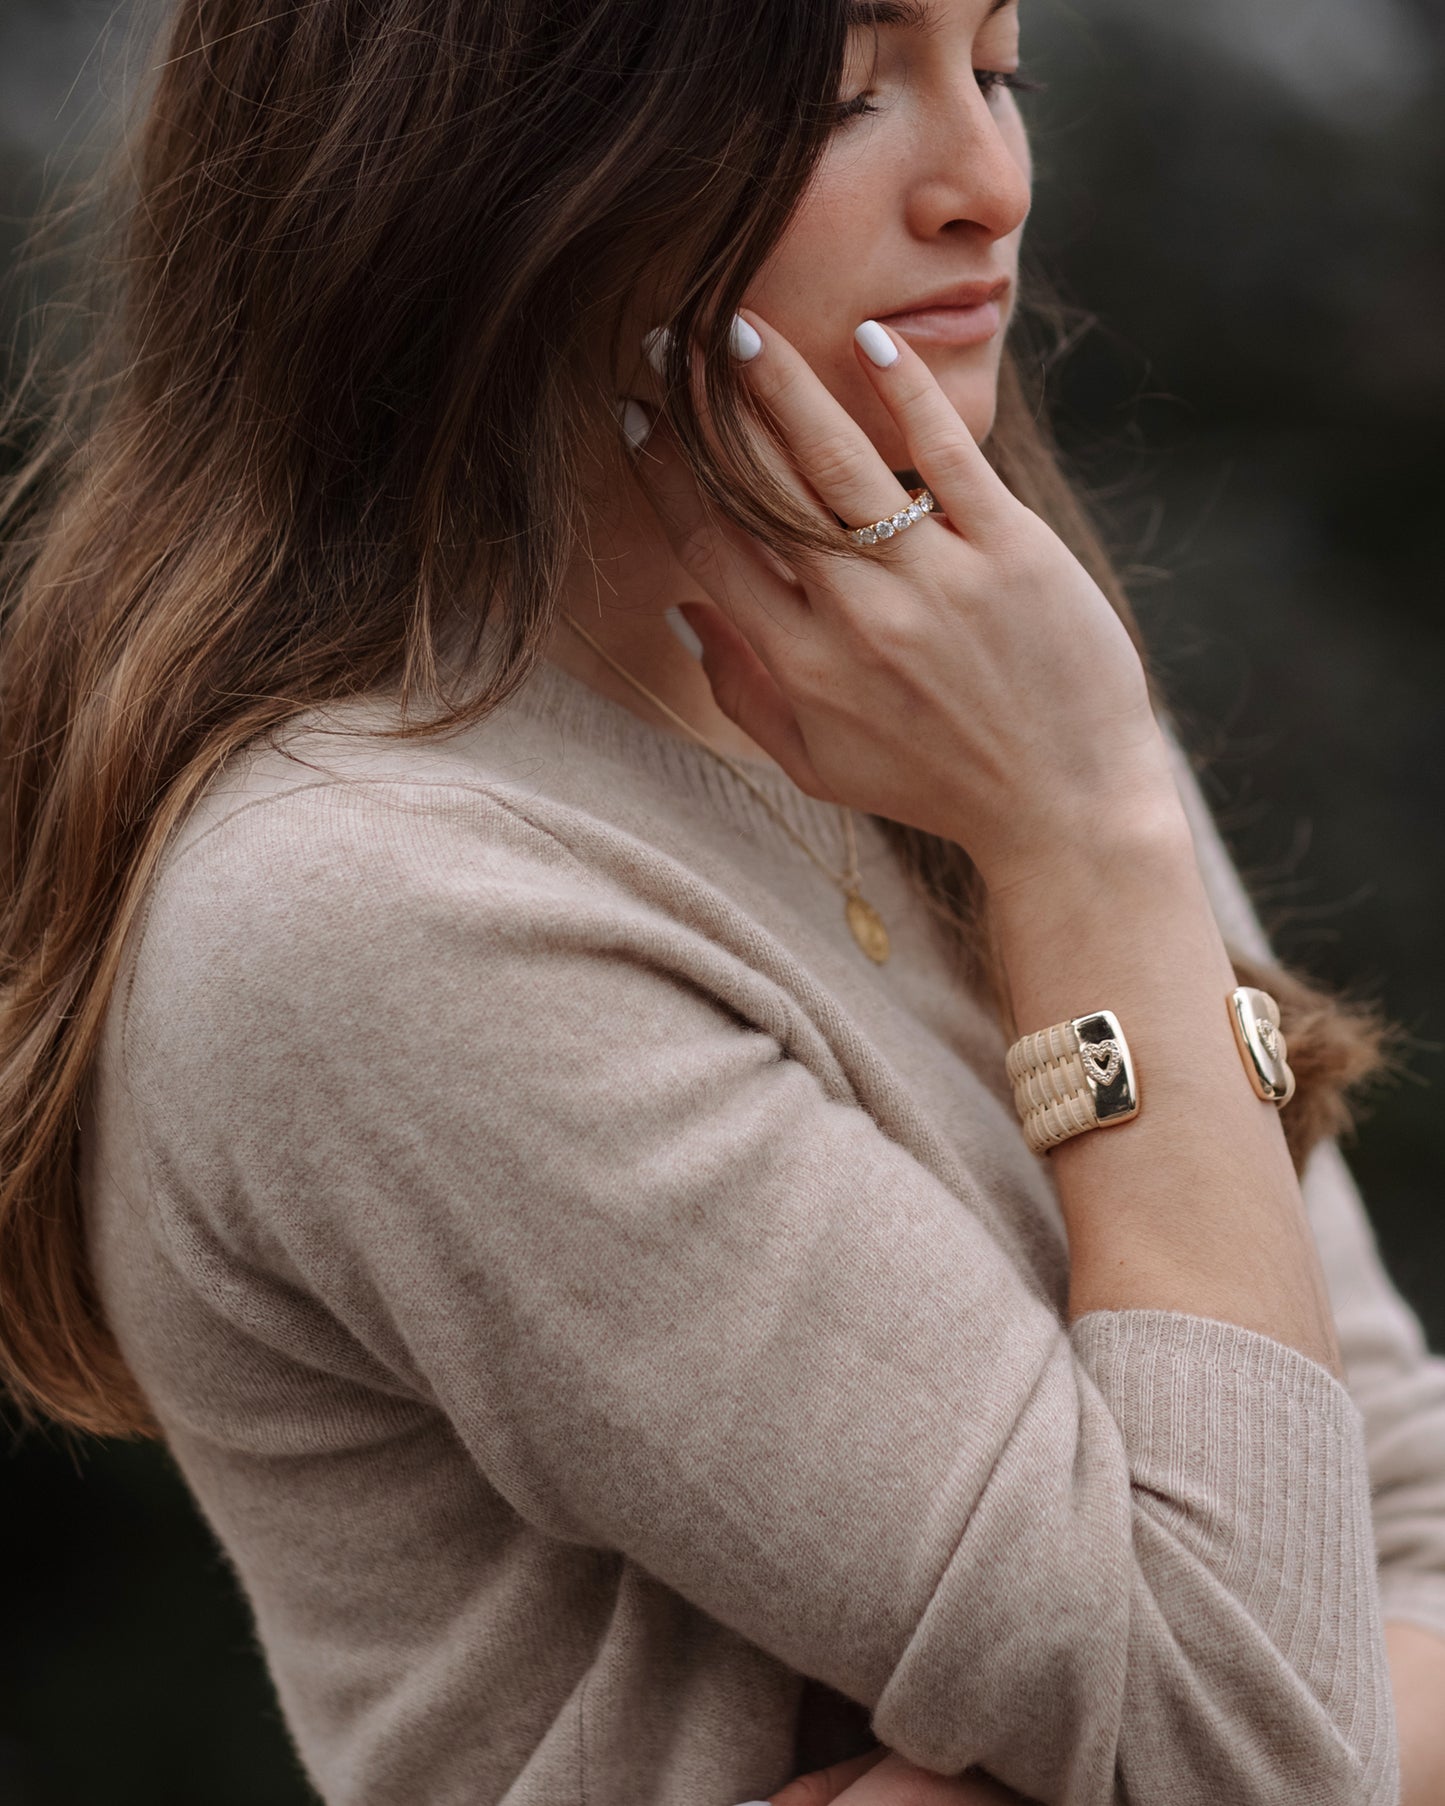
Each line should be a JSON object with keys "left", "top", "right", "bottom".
{"left": 1005, "top": 987, "right": 1294, "bottom": 1156}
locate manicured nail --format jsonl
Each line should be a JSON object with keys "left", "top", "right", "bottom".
{"left": 665, "top": 605, "right": 704, "bottom": 659}
{"left": 728, "top": 314, "right": 763, "bottom": 362}
{"left": 854, "top": 319, "right": 899, "bottom": 368}
{"left": 642, "top": 325, "right": 671, "bottom": 378}
{"left": 614, "top": 396, "right": 653, "bottom": 453}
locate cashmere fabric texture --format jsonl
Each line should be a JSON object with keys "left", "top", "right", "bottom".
{"left": 81, "top": 655, "right": 1445, "bottom": 1805}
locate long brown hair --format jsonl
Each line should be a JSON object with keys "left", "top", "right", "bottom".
{"left": 0, "top": 0, "right": 1388, "bottom": 1436}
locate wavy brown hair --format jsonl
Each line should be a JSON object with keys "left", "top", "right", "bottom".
{"left": 0, "top": 0, "right": 1389, "bottom": 1436}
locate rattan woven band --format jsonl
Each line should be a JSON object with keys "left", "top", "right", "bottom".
{"left": 1005, "top": 1020, "right": 1100, "bottom": 1155}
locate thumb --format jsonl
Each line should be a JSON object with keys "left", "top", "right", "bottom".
{"left": 672, "top": 601, "right": 836, "bottom": 803}
{"left": 747, "top": 1744, "right": 890, "bottom": 1805}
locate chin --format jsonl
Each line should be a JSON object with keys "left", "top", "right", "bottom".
{"left": 940, "top": 370, "right": 1000, "bottom": 440}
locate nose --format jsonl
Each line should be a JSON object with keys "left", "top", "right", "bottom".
{"left": 905, "top": 82, "right": 1033, "bottom": 244}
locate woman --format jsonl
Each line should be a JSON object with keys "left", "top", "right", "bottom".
{"left": 1, "top": 0, "right": 1443, "bottom": 1801}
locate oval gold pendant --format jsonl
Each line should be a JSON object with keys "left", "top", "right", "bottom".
{"left": 845, "top": 892, "right": 890, "bottom": 964}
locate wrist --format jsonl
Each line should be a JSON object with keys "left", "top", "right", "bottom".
{"left": 982, "top": 784, "right": 1249, "bottom": 1110}
{"left": 983, "top": 785, "right": 1203, "bottom": 947}
{"left": 974, "top": 713, "right": 1191, "bottom": 897}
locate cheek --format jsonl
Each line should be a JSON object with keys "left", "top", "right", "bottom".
{"left": 741, "top": 158, "right": 893, "bottom": 381}
{"left": 999, "top": 101, "right": 1032, "bottom": 186}
{"left": 744, "top": 169, "right": 861, "bottom": 325}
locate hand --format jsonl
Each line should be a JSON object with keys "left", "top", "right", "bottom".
{"left": 636, "top": 310, "right": 1178, "bottom": 894}
{"left": 758, "top": 1746, "right": 1034, "bottom": 1805}
{"left": 1386, "top": 1620, "right": 1445, "bottom": 1806}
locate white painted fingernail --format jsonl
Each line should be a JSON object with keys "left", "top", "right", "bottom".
{"left": 614, "top": 396, "right": 653, "bottom": 453}
{"left": 642, "top": 325, "right": 672, "bottom": 378}
{"left": 854, "top": 319, "right": 899, "bottom": 368}
{"left": 728, "top": 314, "right": 763, "bottom": 362}
{"left": 665, "top": 605, "right": 704, "bottom": 659}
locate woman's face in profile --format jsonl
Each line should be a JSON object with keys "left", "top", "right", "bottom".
{"left": 744, "top": 0, "right": 1032, "bottom": 464}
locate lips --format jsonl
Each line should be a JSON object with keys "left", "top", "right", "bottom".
{"left": 876, "top": 277, "right": 1011, "bottom": 317}
{"left": 874, "top": 279, "right": 1010, "bottom": 349}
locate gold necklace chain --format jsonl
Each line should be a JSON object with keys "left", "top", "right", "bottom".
{"left": 560, "top": 613, "right": 890, "bottom": 964}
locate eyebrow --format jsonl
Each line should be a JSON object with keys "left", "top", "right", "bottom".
{"left": 844, "top": 0, "right": 1012, "bottom": 25}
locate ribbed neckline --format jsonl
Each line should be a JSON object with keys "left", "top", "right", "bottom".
{"left": 502, "top": 654, "right": 891, "bottom": 873}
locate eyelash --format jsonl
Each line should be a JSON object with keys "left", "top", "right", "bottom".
{"left": 828, "top": 68, "right": 1046, "bottom": 123}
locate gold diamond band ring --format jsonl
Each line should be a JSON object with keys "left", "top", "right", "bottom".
{"left": 847, "top": 487, "right": 939, "bottom": 548}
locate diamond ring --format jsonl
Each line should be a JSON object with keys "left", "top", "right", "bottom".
{"left": 846, "top": 487, "right": 939, "bottom": 549}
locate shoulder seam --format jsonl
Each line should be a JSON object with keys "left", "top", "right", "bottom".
{"left": 162, "top": 770, "right": 593, "bottom": 886}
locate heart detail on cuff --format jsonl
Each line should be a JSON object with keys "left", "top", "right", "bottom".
{"left": 1080, "top": 1039, "right": 1123, "bottom": 1088}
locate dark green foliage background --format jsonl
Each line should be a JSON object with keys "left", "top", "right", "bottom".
{"left": 1, "top": 1, "right": 1440, "bottom": 1800}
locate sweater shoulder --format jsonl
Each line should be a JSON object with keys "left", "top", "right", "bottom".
{"left": 140, "top": 694, "right": 711, "bottom": 1013}
{"left": 115, "top": 710, "right": 701, "bottom": 1102}
{"left": 162, "top": 702, "right": 603, "bottom": 895}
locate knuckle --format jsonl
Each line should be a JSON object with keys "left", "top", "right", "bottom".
{"left": 988, "top": 510, "right": 1052, "bottom": 579}
{"left": 890, "top": 361, "right": 939, "bottom": 412}
{"left": 892, "top": 1770, "right": 969, "bottom": 1806}
{"left": 837, "top": 605, "right": 921, "bottom": 673}
{"left": 898, "top": 1783, "right": 946, "bottom": 1806}
{"left": 769, "top": 1776, "right": 833, "bottom": 1806}
{"left": 795, "top": 430, "right": 866, "bottom": 498}
{"left": 753, "top": 348, "right": 812, "bottom": 411}
{"left": 775, "top": 640, "right": 832, "bottom": 703}
{"left": 913, "top": 432, "right": 977, "bottom": 493}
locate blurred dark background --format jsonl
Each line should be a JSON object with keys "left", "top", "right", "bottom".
{"left": 1, "top": 0, "right": 1441, "bottom": 1800}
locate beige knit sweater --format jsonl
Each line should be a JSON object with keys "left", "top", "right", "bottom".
{"left": 81, "top": 654, "right": 1445, "bottom": 1805}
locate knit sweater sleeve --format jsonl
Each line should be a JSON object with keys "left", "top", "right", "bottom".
{"left": 1167, "top": 727, "right": 1445, "bottom": 1649}
{"left": 118, "top": 776, "right": 1399, "bottom": 1806}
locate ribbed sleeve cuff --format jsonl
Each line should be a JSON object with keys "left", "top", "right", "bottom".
{"left": 870, "top": 1308, "right": 1399, "bottom": 1798}
{"left": 1072, "top": 1307, "right": 1396, "bottom": 1799}
{"left": 1069, "top": 1306, "right": 1364, "bottom": 1439}
{"left": 1068, "top": 1306, "right": 1376, "bottom": 1638}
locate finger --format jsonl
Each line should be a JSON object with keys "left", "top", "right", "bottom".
{"left": 764, "top": 1745, "right": 890, "bottom": 1805}
{"left": 849, "top": 318, "right": 1018, "bottom": 540}
{"left": 644, "top": 319, "right": 839, "bottom": 554}
{"left": 825, "top": 1756, "right": 1032, "bottom": 1806}
{"left": 631, "top": 412, "right": 807, "bottom": 658}
{"left": 674, "top": 602, "right": 836, "bottom": 802}
{"left": 726, "top": 309, "right": 919, "bottom": 542}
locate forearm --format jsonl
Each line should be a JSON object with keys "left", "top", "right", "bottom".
{"left": 988, "top": 775, "right": 1343, "bottom": 1382}
{"left": 1387, "top": 1620, "right": 1445, "bottom": 1805}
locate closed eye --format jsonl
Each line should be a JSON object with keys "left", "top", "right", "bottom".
{"left": 827, "top": 66, "right": 1046, "bottom": 123}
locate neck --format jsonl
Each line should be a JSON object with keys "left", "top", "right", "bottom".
{"left": 540, "top": 432, "right": 782, "bottom": 770}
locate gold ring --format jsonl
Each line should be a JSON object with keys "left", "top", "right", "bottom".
{"left": 847, "top": 487, "right": 939, "bottom": 548}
